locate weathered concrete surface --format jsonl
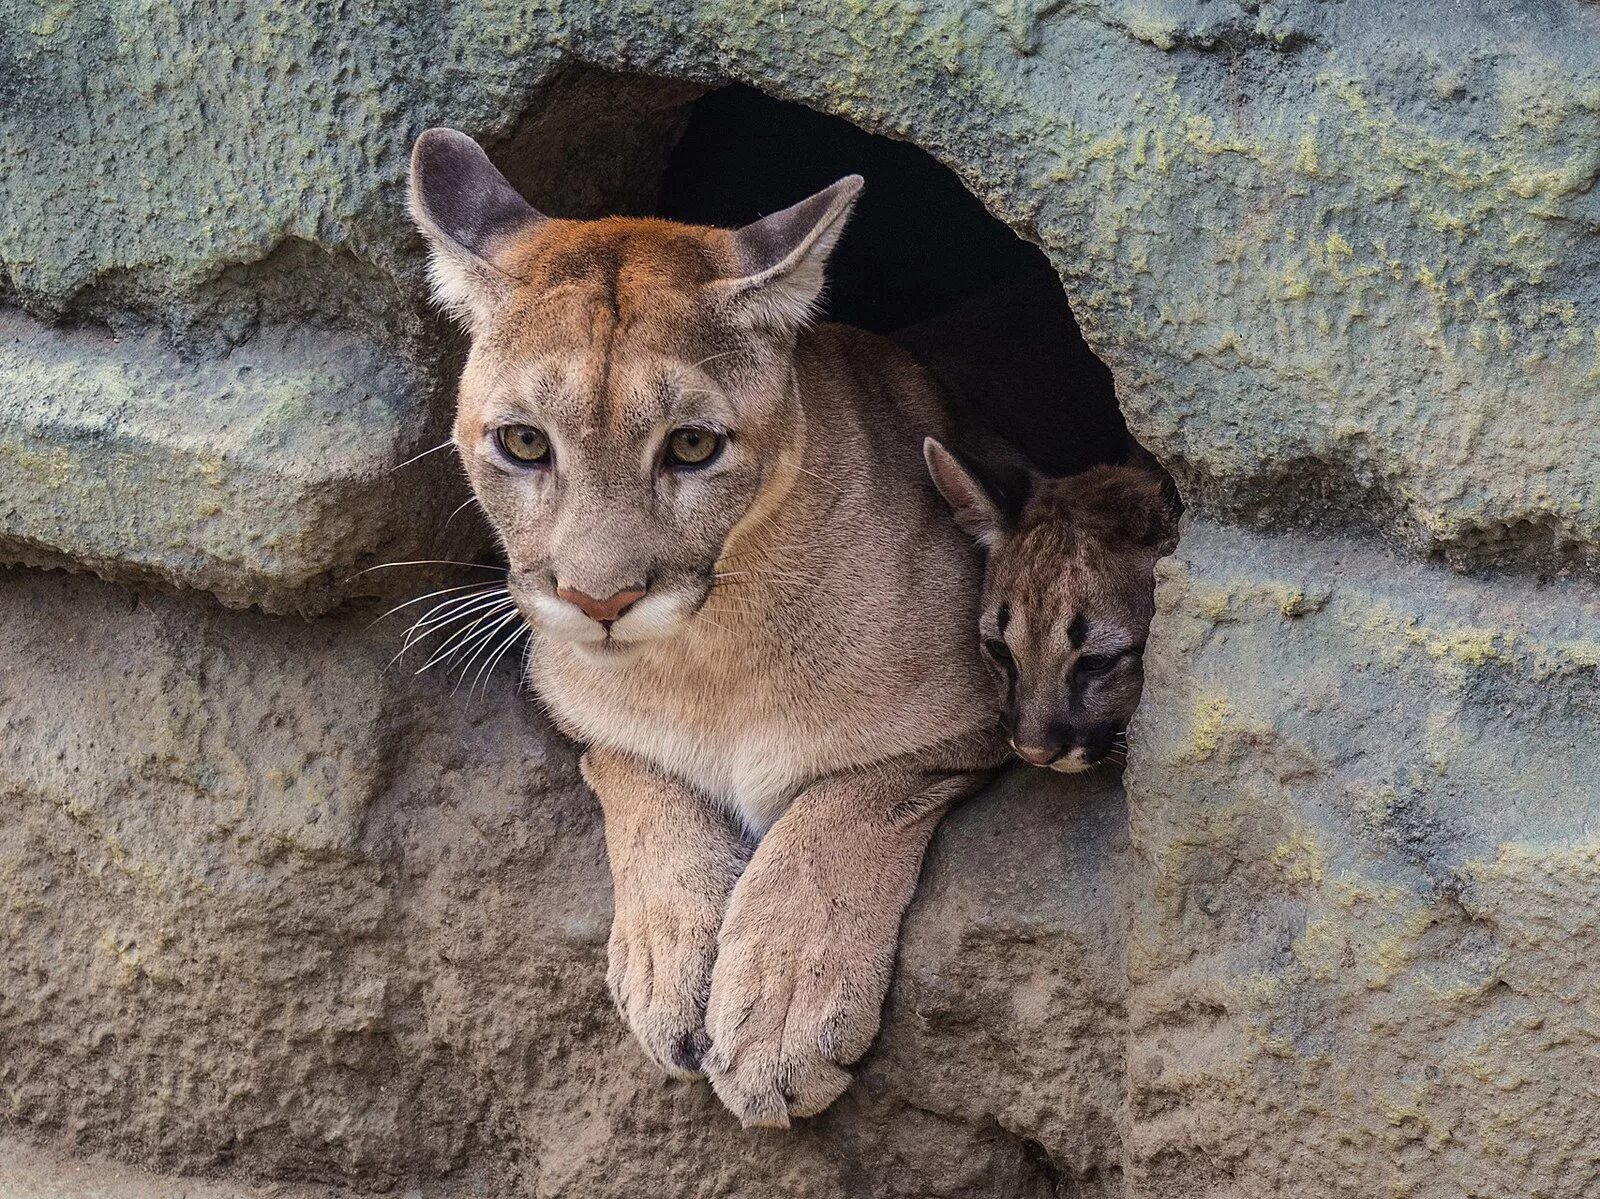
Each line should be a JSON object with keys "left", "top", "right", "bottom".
{"left": 0, "top": 312, "right": 475, "bottom": 614}
{"left": 0, "top": 566, "right": 1128, "bottom": 1197}
{"left": 2, "top": 0, "right": 1598, "bottom": 1195}
{"left": 4, "top": 0, "right": 1598, "bottom": 594}
{"left": 1126, "top": 519, "right": 1600, "bottom": 1198}
{"left": 0, "top": 1137, "right": 358, "bottom": 1199}
{"left": 0, "top": 61, "right": 695, "bottom": 609}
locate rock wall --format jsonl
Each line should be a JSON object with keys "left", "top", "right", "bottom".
{"left": 1, "top": 1, "right": 1596, "bottom": 1196}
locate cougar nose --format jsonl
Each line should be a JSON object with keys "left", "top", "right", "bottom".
{"left": 555, "top": 584, "right": 647, "bottom": 625}
{"left": 1012, "top": 742, "right": 1063, "bottom": 767}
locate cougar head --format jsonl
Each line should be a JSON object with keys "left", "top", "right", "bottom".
{"left": 408, "top": 129, "right": 860, "bottom": 658}
{"left": 925, "top": 440, "right": 1180, "bottom": 772}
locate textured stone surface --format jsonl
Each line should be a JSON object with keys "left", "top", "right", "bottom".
{"left": 0, "top": 566, "right": 1126, "bottom": 1197}
{"left": 2, "top": 0, "right": 1598, "bottom": 1195}
{"left": 4, "top": 0, "right": 1598, "bottom": 588}
{"left": 0, "top": 311, "right": 471, "bottom": 613}
{"left": 1126, "top": 520, "right": 1600, "bottom": 1197}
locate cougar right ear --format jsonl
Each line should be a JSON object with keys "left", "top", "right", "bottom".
{"left": 924, "top": 438, "right": 1010, "bottom": 550}
{"left": 409, "top": 128, "right": 548, "bottom": 332}
{"left": 717, "top": 175, "right": 863, "bottom": 333}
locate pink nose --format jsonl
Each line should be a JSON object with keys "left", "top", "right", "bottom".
{"left": 1013, "top": 743, "right": 1061, "bottom": 767}
{"left": 555, "top": 584, "right": 647, "bottom": 624}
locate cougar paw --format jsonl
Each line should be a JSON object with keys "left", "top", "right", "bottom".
{"left": 702, "top": 922, "right": 881, "bottom": 1126}
{"left": 607, "top": 900, "right": 719, "bottom": 1079}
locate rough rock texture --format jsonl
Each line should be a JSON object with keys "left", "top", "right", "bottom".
{"left": 1, "top": 0, "right": 1597, "bottom": 1196}
{"left": 0, "top": 567, "right": 1126, "bottom": 1197}
{"left": 1127, "top": 521, "right": 1600, "bottom": 1197}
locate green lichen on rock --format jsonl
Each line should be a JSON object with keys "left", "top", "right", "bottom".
{"left": 1, "top": 1, "right": 1598, "bottom": 1196}
{"left": 4, "top": 0, "right": 1598, "bottom": 595}
{"left": 1129, "top": 519, "right": 1600, "bottom": 1196}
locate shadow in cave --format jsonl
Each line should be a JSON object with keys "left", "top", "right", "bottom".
{"left": 654, "top": 84, "right": 1127, "bottom": 478}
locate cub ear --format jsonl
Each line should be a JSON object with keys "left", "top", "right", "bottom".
{"left": 924, "top": 438, "right": 1010, "bottom": 550}
{"left": 716, "top": 175, "right": 863, "bottom": 333}
{"left": 409, "top": 128, "right": 548, "bottom": 332}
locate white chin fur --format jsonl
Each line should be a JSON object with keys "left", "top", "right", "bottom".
{"left": 1047, "top": 748, "right": 1094, "bottom": 773}
{"left": 526, "top": 589, "right": 697, "bottom": 649}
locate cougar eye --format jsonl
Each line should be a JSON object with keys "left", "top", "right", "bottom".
{"left": 984, "top": 638, "right": 1014, "bottom": 667}
{"left": 496, "top": 425, "right": 551, "bottom": 465}
{"left": 664, "top": 426, "right": 723, "bottom": 469}
{"left": 1077, "top": 653, "right": 1117, "bottom": 674}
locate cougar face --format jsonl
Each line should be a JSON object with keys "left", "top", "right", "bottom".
{"left": 410, "top": 129, "right": 858, "bottom": 659}
{"left": 926, "top": 443, "right": 1180, "bottom": 772}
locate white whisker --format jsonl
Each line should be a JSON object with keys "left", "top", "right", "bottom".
{"left": 472, "top": 620, "right": 531, "bottom": 701}
{"left": 444, "top": 494, "right": 482, "bottom": 528}
{"left": 401, "top": 592, "right": 514, "bottom": 653}
{"left": 370, "top": 581, "right": 504, "bottom": 629}
{"left": 412, "top": 603, "right": 517, "bottom": 674}
{"left": 450, "top": 609, "right": 523, "bottom": 692}
{"left": 348, "top": 559, "right": 508, "bottom": 581}
{"left": 390, "top": 440, "right": 456, "bottom": 473}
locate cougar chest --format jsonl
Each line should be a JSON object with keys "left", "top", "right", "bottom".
{"left": 535, "top": 650, "right": 820, "bottom": 834}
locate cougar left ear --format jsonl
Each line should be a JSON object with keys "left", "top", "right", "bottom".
{"left": 409, "top": 128, "right": 549, "bottom": 333}
{"left": 716, "top": 175, "right": 863, "bottom": 332}
{"left": 924, "top": 438, "right": 1010, "bottom": 550}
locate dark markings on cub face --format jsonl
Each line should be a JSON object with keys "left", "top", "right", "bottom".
{"left": 1066, "top": 613, "right": 1087, "bottom": 649}
{"left": 933, "top": 455, "right": 1183, "bottom": 772}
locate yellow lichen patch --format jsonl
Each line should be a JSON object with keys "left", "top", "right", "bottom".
{"left": 3, "top": 444, "right": 78, "bottom": 489}
{"left": 1189, "top": 693, "right": 1235, "bottom": 761}
{"left": 1293, "top": 132, "right": 1321, "bottom": 177}
{"left": 1273, "top": 830, "right": 1328, "bottom": 887}
{"left": 1467, "top": 841, "right": 1600, "bottom": 886}
{"left": 1324, "top": 231, "right": 1354, "bottom": 269}
{"left": 1292, "top": 916, "right": 1346, "bottom": 982}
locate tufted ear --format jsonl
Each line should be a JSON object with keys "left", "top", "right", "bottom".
{"left": 409, "top": 128, "right": 548, "bottom": 332}
{"left": 716, "top": 175, "right": 863, "bottom": 333}
{"left": 924, "top": 438, "right": 1010, "bottom": 550}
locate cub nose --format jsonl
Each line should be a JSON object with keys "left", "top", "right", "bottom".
{"left": 555, "top": 583, "right": 647, "bottom": 625}
{"left": 1012, "top": 741, "right": 1063, "bottom": 767}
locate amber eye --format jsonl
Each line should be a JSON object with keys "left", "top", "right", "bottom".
{"left": 665, "top": 427, "right": 723, "bottom": 469}
{"left": 497, "top": 425, "right": 551, "bottom": 465}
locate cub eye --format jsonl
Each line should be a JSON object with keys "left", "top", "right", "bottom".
{"left": 497, "top": 425, "right": 551, "bottom": 465}
{"left": 1077, "top": 653, "right": 1117, "bottom": 674}
{"left": 983, "top": 638, "right": 1014, "bottom": 667}
{"left": 665, "top": 427, "right": 723, "bottom": 469}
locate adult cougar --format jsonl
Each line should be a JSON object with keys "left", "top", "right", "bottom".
{"left": 925, "top": 441, "right": 1180, "bottom": 772}
{"left": 409, "top": 130, "right": 1004, "bottom": 1126}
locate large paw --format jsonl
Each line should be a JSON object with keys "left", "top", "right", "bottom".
{"left": 607, "top": 892, "right": 720, "bottom": 1078}
{"left": 702, "top": 884, "right": 891, "bottom": 1127}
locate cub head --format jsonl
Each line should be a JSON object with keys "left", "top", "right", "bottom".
{"left": 925, "top": 440, "right": 1180, "bottom": 772}
{"left": 409, "top": 128, "right": 860, "bottom": 657}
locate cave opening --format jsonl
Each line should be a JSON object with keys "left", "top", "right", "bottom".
{"left": 474, "top": 73, "right": 1130, "bottom": 491}
{"left": 653, "top": 84, "right": 1128, "bottom": 478}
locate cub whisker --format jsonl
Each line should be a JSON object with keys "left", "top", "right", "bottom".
{"left": 443, "top": 494, "right": 484, "bottom": 528}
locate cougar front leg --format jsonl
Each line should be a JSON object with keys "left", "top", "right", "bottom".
{"left": 581, "top": 748, "right": 750, "bottom": 1078}
{"left": 702, "top": 756, "right": 993, "bottom": 1126}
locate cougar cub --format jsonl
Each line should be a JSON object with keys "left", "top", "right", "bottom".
{"left": 925, "top": 440, "right": 1180, "bottom": 771}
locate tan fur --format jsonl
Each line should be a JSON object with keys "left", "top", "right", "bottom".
{"left": 411, "top": 131, "right": 1005, "bottom": 1126}
{"left": 927, "top": 443, "right": 1180, "bottom": 772}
